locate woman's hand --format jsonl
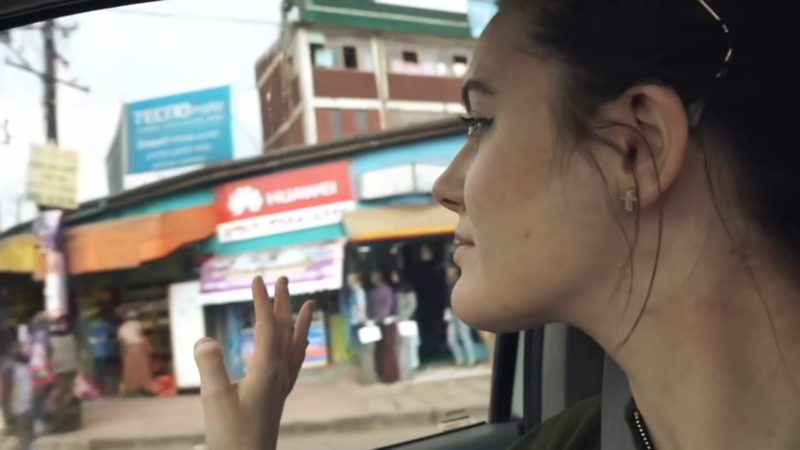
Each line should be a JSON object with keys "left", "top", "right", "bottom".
{"left": 194, "top": 276, "right": 315, "bottom": 450}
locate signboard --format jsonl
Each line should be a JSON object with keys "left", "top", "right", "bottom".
{"left": 241, "top": 327, "right": 255, "bottom": 373}
{"left": 168, "top": 281, "right": 205, "bottom": 389}
{"left": 358, "top": 163, "right": 446, "bottom": 200}
{"left": 26, "top": 142, "right": 79, "bottom": 210}
{"left": 241, "top": 317, "right": 329, "bottom": 370}
{"left": 126, "top": 86, "right": 233, "bottom": 174}
{"left": 304, "top": 320, "right": 329, "bottom": 367}
{"left": 199, "top": 240, "right": 346, "bottom": 297}
{"left": 215, "top": 161, "right": 356, "bottom": 243}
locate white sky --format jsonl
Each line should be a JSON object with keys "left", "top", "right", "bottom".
{"left": 0, "top": 0, "right": 282, "bottom": 230}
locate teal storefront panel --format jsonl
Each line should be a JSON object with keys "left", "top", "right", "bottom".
{"left": 351, "top": 134, "right": 464, "bottom": 174}
{"left": 352, "top": 134, "right": 465, "bottom": 207}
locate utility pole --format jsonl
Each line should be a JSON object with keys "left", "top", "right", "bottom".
{"left": 4, "top": 20, "right": 89, "bottom": 145}
{"left": 2, "top": 21, "right": 88, "bottom": 319}
{"left": 42, "top": 20, "right": 59, "bottom": 142}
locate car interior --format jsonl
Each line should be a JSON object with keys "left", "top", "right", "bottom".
{"left": 0, "top": 2, "right": 633, "bottom": 450}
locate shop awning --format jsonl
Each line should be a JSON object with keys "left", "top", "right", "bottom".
{"left": 0, "top": 234, "right": 39, "bottom": 273}
{"left": 67, "top": 204, "right": 218, "bottom": 275}
{"left": 343, "top": 204, "right": 458, "bottom": 242}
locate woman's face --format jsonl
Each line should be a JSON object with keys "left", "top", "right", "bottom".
{"left": 433, "top": 9, "right": 632, "bottom": 332}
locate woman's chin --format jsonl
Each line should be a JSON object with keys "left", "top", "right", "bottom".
{"left": 452, "top": 278, "right": 556, "bottom": 333}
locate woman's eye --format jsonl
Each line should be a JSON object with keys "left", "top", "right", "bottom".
{"left": 461, "top": 116, "right": 494, "bottom": 137}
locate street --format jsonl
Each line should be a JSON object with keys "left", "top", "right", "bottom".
{"left": 3, "top": 367, "right": 491, "bottom": 450}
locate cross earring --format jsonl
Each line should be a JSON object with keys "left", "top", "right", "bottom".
{"left": 621, "top": 188, "right": 638, "bottom": 212}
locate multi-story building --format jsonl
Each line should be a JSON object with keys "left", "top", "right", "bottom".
{"left": 256, "top": 0, "right": 485, "bottom": 151}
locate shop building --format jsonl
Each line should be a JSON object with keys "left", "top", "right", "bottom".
{"left": 0, "top": 117, "right": 472, "bottom": 390}
{"left": 256, "top": 0, "right": 481, "bottom": 151}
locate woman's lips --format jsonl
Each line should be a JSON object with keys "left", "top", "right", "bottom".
{"left": 454, "top": 232, "right": 475, "bottom": 247}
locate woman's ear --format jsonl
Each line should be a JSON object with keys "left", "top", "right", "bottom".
{"left": 625, "top": 85, "right": 690, "bottom": 209}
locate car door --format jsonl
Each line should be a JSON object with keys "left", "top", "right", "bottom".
{"left": 376, "top": 331, "right": 527, "bottom": 450}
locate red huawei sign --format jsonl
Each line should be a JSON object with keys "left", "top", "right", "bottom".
{"left": 215, "top": 161, "right": 356, "bottom": 242}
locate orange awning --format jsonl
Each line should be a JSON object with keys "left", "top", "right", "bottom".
{"left": 67, "top": 204, "right": 218, "bottom": 275}
{"left": 343, "top": 204, "right": 458, "bottom": 242}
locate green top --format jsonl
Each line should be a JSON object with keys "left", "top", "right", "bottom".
{"left": 507, "top": 396, "right": 650, "bottom": 450}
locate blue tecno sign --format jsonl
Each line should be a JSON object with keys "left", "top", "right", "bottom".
{"left": 126, "top": 86, "right": 233, "bottom": 174}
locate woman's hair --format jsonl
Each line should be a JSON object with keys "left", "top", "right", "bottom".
{"left": 504, "top": 0, "right": 800, "bottom": 261}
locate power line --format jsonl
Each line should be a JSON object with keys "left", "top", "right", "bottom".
{"left": 108, "top": 8, "right": 281, "bottom": 26}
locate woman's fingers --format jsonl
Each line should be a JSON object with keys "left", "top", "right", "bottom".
{"left": 290, "top": 300, "right": 316, "bottom": 381}
{"left": 273, "top": 276, "right": 293, "bottom": 328}
{"left": 195, "top": 337, "right": 240, "bottom": 448}
{"left": 252, "top": 277, "right": 275, "bottom": 341}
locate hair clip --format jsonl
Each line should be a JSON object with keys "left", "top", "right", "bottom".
{"left": 695, "top": 0, "right": 733, "bottom": 79}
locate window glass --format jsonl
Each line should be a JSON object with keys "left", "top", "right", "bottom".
{"left": 343, "top": 46, "right": 358, "bottom": 69}
{"left": 0, "top": 1, "right": 499, "bottom": 449}
{"left": 329, "top": 109, "right": 343, "bottom": 139}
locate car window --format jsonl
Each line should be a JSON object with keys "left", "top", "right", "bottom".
{"left": 0, "top": 0, "right": 501, "bottom": 448}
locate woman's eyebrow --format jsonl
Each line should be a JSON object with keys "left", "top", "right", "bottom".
{"left": 461, "top": 78, "right": 496, "bottom": 113}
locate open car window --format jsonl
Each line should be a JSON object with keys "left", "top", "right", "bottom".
{"left": 0, "top": 1, "right": 511, "bottom": 449}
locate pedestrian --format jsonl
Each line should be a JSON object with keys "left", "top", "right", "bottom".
{"left": 391, "top": 271, "right": 420, "bottom": 379}
{"left": 10, "top": 344, "right": 34, "bottom": 450}
{"left": 27, "top": 312, "right": 54, "bottom": 435}
{"left": 0, "top": 329, "right": 16, "bottom": 436}
{"left": 87, "top": 312, "right": 116, "bottom": 395}
{"left": 444, "top": 266, "right": 476, "bottom": 366}
{"left": 117, "top": 311, "right": 154, "bottom": 396}
{"left": 369, "top": 271, "right": 399, "bottom": 383}
{"left": 46, "top": 315, "right": 81, "bottom": 433}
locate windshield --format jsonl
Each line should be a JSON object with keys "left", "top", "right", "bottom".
{"left": 0, "top": 0, "right": 498, "bottom": 448}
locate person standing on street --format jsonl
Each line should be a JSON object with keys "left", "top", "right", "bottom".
{"left": 369, "top": 271, "right": 399, "bottom": 383}
{"left": 87, "top": 312, "right": 116, "bottom": 396}
{"left": 10, "top": 344, "right": 34, "bottom": 450}
{"left": 27, "top": 312, "right": 54, "bottom": 435}
{"left": 117, "top": 311, "right": 154, "bottom": 397}
{"left": 392, "top": 271, "right": 420, "bottom": 380}
{"left": 444, "top": 266, "right": 476, "bottom": 366}
{"left": 0, "top": 329, "right": 16, "bottom": 436}
{"left": 343, "top": 273, "right": 376, "bottom": 384}
{"left": 46, "top": 316, "right": 81, "bottom": 433}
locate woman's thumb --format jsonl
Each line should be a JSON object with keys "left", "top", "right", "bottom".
{"left": 195, "top": 337, "right": 241, "bottom": 449}
{"left": 195, "top": 337, "right": 232, "bottom": 395}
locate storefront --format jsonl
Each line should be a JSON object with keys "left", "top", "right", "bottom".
{"left": 340, "top": 134, "right": 490, "bottom": 368}
{"left": 65, "top": 204, "right": 218, "bottom": 395}
{"left": 198, "top": 160, "right": 356, "bottom": 381}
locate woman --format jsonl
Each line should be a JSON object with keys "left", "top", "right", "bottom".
{"left": 194, "top": 1, "right": 800, "bottom": 449}
{"left": 391, "top": 271, "right": 420, "bottom": 379}
{"left": 117, "top": 311, "right": 153, "bottom": 396}
{"left": 369, "top": 270, "right": 400, "bottom": 383}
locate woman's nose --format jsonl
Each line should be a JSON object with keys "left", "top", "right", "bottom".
{"left": 433, "top": 166, "right": 465, "bottom": 214}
